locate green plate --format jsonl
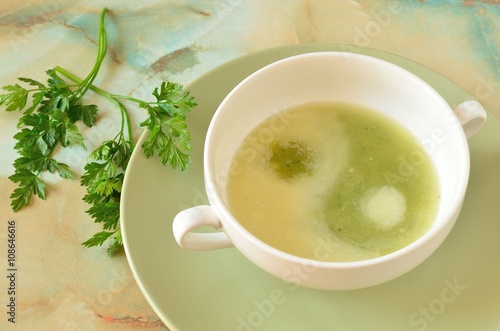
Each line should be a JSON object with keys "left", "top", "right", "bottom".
{"left": 121, "top": 44, "right": 500, "bottom": 331}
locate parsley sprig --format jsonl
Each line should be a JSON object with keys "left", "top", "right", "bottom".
{"left": 0, "top": 7, "right": 196, "bottom": 254}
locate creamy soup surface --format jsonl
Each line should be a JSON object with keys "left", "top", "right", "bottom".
{"left": 226, "top": 102, "right": 440, "bottom": 262}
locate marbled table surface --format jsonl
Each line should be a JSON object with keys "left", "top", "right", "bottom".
{"left": 1, "top": 1, "right": 500, "bottom": 330}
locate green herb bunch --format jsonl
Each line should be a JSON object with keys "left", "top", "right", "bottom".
{"left": 0, "top": 8, "right": 196, "bottom": 254}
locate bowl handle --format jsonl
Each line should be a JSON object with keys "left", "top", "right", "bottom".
{"left": 453, "top": 100, "right": 487, "bottom": 138}
{"left": 172, "top": 205, "right": 234, "bottom": 250}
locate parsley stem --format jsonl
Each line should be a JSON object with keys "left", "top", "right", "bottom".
{"left": 54, "top": 66, "right": 133, "bottom": 143}
{"left": 53, "top": 7, "right": 134, "bottom": 142}
{"left": 77, "top": 7, "right": 108, "bottom": 98}
{"left": 105, "top": 94, "right": 145, "bottom": 105}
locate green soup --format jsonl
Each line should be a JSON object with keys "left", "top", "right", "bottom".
{"left": 226, "top": 102, "right": 440, "bottom": 262}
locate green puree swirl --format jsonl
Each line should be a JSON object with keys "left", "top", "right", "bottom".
{"left": 268, "top": 140, "right": 314, "bottom": 179}
{"left": 320, "top": 107, "right": 439, "bottom": 255}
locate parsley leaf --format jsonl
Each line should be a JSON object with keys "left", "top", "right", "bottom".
{"left": 0, "top": 84, "right": 29, "bottom": 112}
{"left": 8, "top": 169, "right": 47, "bottom": 211}
{"left": 139, "top": 82, "right": 196, "bottom": 171}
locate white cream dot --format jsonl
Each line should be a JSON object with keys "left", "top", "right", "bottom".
{"left": 360, "top": 186, "right": 406, "bottom": 229}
